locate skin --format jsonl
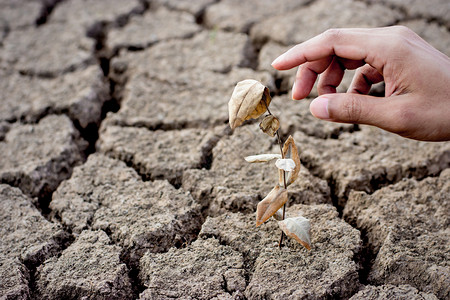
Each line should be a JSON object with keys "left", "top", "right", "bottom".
{"left": 271, "top": 26, "right": 450, "bottom": 141}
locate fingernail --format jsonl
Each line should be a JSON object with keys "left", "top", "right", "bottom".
{"left": 271, "top": 54, "right": 285, "bottom": 66}
{"left": 310, "top": 96, "right": 330, "bottom": 120}
{"left": 291, "top": 82, "right": 297, "bottom": 100}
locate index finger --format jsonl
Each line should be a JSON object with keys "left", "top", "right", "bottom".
{"left": 271, "top": 27, "right": 386, "bottom": 72}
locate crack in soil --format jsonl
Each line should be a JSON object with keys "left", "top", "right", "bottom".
{"left": 200, "top": 125, "right": 233, "bottom": 170}
{"left": 120, "top": 251, "right": 147, "bottom": 299}
{"left": 26, "top": 230, "right": 75, "bottom": 300}
{"left": 111, "top": 29, "right": 200, "bottom": 57}
{"left": 109, "top": 117, "right": 231, "bottom": 132}
{"left": 315, "top": 171, "right": 373, "bottom": 294}
{"left": 198, "top": 230, "right": 253, "bottom": 298}
{"left": 360, "top": 0, "right": 450, "bottom": 30}
{"left": 3, "top": 1, "right": 448, "bottom": 299}
{"left": 16, "top": 58, "right": 97, "bottom": 79}
{"left": 35, "top": 0, "right": 65, "bottom": 26}
{"left": 2, "top": 4, "right": 151, "bottom": 296}
{"left": 298, "top": 139, "right": 449, "bottom": 295}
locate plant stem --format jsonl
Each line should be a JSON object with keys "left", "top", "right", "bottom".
{"left": 263, "top": 99, "right": 287, "bottom": 248}
{"left": 277, "top": 128, "right": 287, "bottom": 248}
{"left": 265, "top": 106, "right": 287, "bottom": 188}
{"left": 275, "top": 131, "right": 287, "bottom": 188}
{"left": 279, "top": 204, "right": 286, "bottom": 247}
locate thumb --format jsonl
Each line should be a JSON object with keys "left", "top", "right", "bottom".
{"left": 309, "top": 93, "right": 402, "bottom": 130}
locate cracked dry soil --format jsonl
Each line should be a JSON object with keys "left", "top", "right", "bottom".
{"left": 1, "top": 0, "right": 449, "bottom": 299}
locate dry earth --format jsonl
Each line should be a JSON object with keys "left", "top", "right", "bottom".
{"left": 1, "top": 0, "right": 449, "bottom": 299}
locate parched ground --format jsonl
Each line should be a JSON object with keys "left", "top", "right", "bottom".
{"left": 1, "top": 0, "right": 449, "bottom": 299}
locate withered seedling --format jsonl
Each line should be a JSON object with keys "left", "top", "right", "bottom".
{"left": 229, "top": 79, "right": 311, "bottom": 250}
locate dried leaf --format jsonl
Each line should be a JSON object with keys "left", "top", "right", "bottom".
{"left": 256, "top": 185, "right": 288, "bottom": 227}
{"left": 228, "top": 80, "right": 271, "bottom": 129}
{"left": 278, "top": 216, "right": 311, "bottom": 250}
{"left": 278, "top": 136, "right": 301, "bottom": 186}
{"left": 244, "top": 153, "right": 282, "bottom": 163}
{"left": 275, "top": 158, "right": 296, "bottom": 172}
{"left": 259, "top": 115, "right": 280, "bottom": 137}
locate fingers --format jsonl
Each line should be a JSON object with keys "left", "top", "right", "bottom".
{"left": 293, "top": 56, "right": 369, "bottom": 99}
{"left": 309, "top": 92, "right": 450, "bottom": 141}
{"left": 275, "top": 27, "right": 389, "bottom": 99}
{"left": 274, "top": 26, "right": 450, "bottom": 141}
{"left": 318, "top": 57, "right": 369, "bottom": 95}
{"left": 309, "top": 93, "right": 408, "bottom": 134}
{"left": 292, "top": 57, "right": 332, "bottom": 100}
{"left": 348, "top": 64, "right": 384, "bottom": 94}
{"left": 317, "top": 57, "right": 345, "bottom": 95}
{"left": 272, "top": 28, "right": 386, "bottom": 72}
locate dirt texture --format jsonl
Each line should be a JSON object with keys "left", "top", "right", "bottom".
{"left": 108, "top": 6, "right": 201, "bottom": 53}
{"left": 199, "top": 204, "right": 362, "bottom": 299}
{"left": 344, "top": 169, "right": 450, "bottom": 299}
{"left": 250, "top": 0, "right": 402, "bottom": 46}
{"left": 203, "top": 0, "right": 310, "bottom": 33}
{"left": 0, "top": 184, "right": 69, "bottom": 299}
{"left": 139, "top": 238, "right": 246, "bottom": 299}
{"left": 0, "top": 0, "right": 449, "bottom": 299}
{"left": 182, "top": 123, "right": 331, "bottom": 216}
{"left": 50, "top": 154, "right": 202, "bottom": 268}
{"left": 370, "top": 0, "right": 450, "bottom": 28}
{"left": 349, "top": 284, "right": 439, "bottom": 300}
{"left": 294, "top": 126, "right": 450, "bottom": 206}
{"left": 0, "top": 1, "right": 41, "bottom": 37}
{"left": 97, "top": 125, "right": 218, "bottom": 185}
{"left": 0, "top": 115, "right": 87, "bottom": 200}
{"left": 35, "top": 230, "right": 133, "bottom": 300}
{"left": 0, "top": 66, "right": 109, "bottom": 128}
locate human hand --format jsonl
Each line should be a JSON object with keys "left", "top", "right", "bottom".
{"left": 271, "top": 26, "right": 450, "bottom": 141}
